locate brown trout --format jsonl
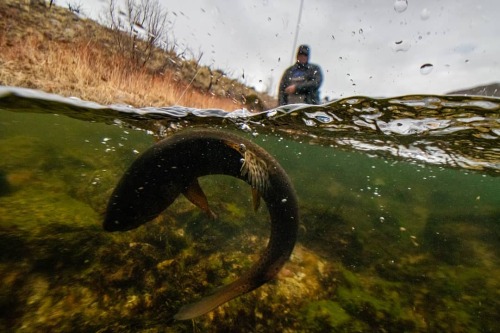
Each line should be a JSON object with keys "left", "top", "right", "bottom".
{"left": 104, "top": 129, "right": 299, "bottom": 320}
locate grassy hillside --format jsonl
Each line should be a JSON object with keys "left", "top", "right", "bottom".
{"left": 0, "top": 0, "right": 274, "bottom": 111}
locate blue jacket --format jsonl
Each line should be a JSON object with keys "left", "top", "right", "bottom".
{"left": 278, "top": 62, "right": 323, "bottom": 106}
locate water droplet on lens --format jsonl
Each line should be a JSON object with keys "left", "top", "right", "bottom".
{"left": 420, "top": 63, "right": 434, "bottom": 75}
{"left": 392, "top": 40, "right": 411, "bottom": 52}
{"left": 420, "top": 8, "right": 430, "bottom": 20}
{"left": 394, "top": 0, "right": 408, "bottom": 13}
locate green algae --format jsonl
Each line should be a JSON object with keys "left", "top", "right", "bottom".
{"left": 0, "top": 170, "right": 12, "bottom": 196}
{"left": 300, "top": 300, "right": 351, "bottom": 332}
{"left": 0, "top": 107, "right": 499, "bottom": 332}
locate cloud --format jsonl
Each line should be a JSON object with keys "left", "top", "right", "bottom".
{"left": 452, "top": 43, "right": 476, "bottom": 55}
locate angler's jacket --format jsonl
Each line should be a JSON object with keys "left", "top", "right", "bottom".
{"left": 278, "top": 62, "right": 323, "bottom": 106}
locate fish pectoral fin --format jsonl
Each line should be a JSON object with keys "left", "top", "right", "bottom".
{"left": 252, "top": 188, "right": 261, "bottom": 212}
{"left": 183, "top": 179, "right": 217, "bottom": 219}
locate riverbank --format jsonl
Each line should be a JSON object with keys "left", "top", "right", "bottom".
{"left": 0, "top": 1, "right": 273, "bottom": 111}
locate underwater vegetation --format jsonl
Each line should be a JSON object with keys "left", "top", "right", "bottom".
{"left": 0, "top": 107, "right": 499, "bottom": 332}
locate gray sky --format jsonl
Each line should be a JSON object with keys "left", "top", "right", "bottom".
{"left": 57, "top": 0, "right": 500, "bottom": 99}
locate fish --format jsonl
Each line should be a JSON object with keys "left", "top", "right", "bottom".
{"left": 103, "top": 128, "right": 299, "bottom": 320}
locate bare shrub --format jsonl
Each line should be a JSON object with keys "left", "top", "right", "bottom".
{"left": 106, "top": 0, "right": 171, "bottom": 68}
{"left": 66, "top": 1, "right": 83, "bottom": 14}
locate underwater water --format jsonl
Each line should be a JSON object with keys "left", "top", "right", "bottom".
{"left": 0, "top": 86, "right": 499, "bottom": 332}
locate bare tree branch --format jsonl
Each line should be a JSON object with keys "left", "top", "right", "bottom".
{"left": 106, "top": 0, "right": 171, "bottom": 68}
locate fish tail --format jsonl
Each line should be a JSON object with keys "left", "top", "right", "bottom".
{"left": 174, "top": 281, "right": 249, "bottom": 320}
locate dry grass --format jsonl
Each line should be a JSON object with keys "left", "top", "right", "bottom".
{"left": 0, "top": 2, "right": 245, "bottom": 111}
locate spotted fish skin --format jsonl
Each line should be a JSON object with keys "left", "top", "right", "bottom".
{"left": 104, "top": 128, "right": 299, "bottom": 320}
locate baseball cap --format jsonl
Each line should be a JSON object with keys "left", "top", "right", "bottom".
{"left": 297, "top": 45, "right": 310, "bottom": 56}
